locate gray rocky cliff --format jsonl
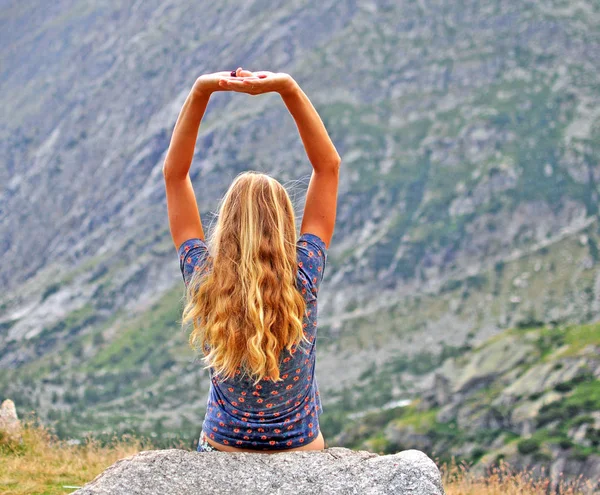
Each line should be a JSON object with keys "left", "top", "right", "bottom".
{"left": 332, "top": 325, "right": 600, "bottom": 492}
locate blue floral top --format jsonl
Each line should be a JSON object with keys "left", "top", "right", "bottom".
{"left": 178, "top": 232, "right": 327, "bottom": 450}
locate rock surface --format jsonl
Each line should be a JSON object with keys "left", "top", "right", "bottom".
{"left": 0, "top": 399, "right": 21, "bottom": 436}
{"left": 74, "top": 447, "right": 445, "bottom": 495}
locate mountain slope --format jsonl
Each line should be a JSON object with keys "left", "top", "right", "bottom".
{"left": 1, "top": 0, "right": 600, "bottom": 477}
{"left": 330, "top": 321, "right": 600, "bottom": 490}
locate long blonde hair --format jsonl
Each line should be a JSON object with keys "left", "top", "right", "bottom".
{"left": 181, "top": 171, "right": 310, "bottom": 385}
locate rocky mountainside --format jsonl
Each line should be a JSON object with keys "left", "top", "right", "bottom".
{"left": 331, "top": 321, "right": 599, "bottom": 491}
{"left": 1, "top": 0, "right": 600, "bottom": 483}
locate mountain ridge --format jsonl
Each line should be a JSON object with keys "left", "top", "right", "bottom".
{"left": 1, "top": 0, "right": 600, "bottom": 486}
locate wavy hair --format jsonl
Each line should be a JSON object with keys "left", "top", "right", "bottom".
{"left": 181, "top": 171, "right": 310, "bottom": 385}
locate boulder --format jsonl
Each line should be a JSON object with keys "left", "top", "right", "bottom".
{"left": 0, "top": 399, "right": 21, "bottom": 436}
{"left": 452, "top": 335, "right": 534, "bottom": 394}
{"left": 384, "top": 424, "right": 433, "bottom": 452}
{"left": 74, "top": 447, "right": 445, "bottom": 495}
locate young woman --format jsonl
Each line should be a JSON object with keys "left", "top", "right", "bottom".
{"left": 163, "top": 68, "right": 340, "bottom": 453}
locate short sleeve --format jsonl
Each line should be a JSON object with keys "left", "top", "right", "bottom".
{"left": 178, "top": 238, "right": 210, "bottom": 287}
{"left": 296, "top": 232, "right": 328, "bottom": 299}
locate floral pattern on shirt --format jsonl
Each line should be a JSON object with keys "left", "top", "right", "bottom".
{"left": 178, "top": 232, "right": 327, "bottom": 450}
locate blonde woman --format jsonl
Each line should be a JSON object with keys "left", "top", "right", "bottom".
{"left": 163, "top": 68, "right": 340, "bottom": 452}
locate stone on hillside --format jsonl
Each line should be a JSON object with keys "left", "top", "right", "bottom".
{"left": 74, "top": 447, "right": 445, "bottom": 495}
{"left": 384, "top": 423, "right": 433, "bottom": 453}
{"left": 499, "top": 357, "right": 590, "bottom": 399}
{"left": 508, "top": 391, "right": 563, "bottom": 434}
{"left": 452, "top": 335, "right": 534, "bottom": 394}
{"left": 0, "top": 399, "right": 21, "bottom": 436}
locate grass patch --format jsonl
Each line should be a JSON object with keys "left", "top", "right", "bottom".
{"left": 0, "top": 415, "right": 157, "bottom": 495}
{"left": 392, "top": 408, "right": 438, "bottom": 433}
{"left": 537, "top": 378, "right": 600, "bottom": 428}
{"left": 559, "top": 322, "right": 600, "bottom": 357}
{"left": 88, "top": 286, "right": 185, "bottom": 371}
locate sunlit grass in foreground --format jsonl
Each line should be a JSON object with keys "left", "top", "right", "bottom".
{"left": 0, "top": 416, "right": 161, "bottom": 495}
{"left": 440, "top": 457, "right": 595, "bottom": 495}
{"left": 0, "top": 418, "right": 596, "bottom": 494}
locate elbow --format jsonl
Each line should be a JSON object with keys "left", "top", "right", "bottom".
{"left": 162, "top": 161, "right": 170, "bottom": 179}
{"left": 162, "top": 162, "right": 180, "bottom": 181}
{"left": 322, "top": 155, "right": 341, "bottom": 173}
{"left": 329, "top": 155, "right": 341, "bottom": 172}
{"left": 163, "top": 158, "right": 191, "bottom": 181}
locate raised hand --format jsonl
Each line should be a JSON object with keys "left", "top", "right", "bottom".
{"left": 218, "top": 69, "right": 297, "bottom": 96}
{"left": 193, "top": 68, "right": 254, "bottom": 95}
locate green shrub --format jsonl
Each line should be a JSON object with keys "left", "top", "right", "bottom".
{"left": 41, "top": 282, "right": 62, "bottom": 302}
{"left": 570, "top": 415, "right": 594, "bottom": 427}
{"left": 558, "top": 438, "right": 573, "bottom": 449}
{"left": 470, "top": 447, "right": 487, "bottom": 462}
{"left": 537, "top": 403, "right": 573, "bottom": 426}
{"left": 586, "top": 427, "right": 600, "bottom": 447}
{"left": 554, "top": 382, "right": 574, "bottom": 392}
{"left": 517, "top": 438, "right": 540, "bottom": 454}
{"left": 537, "top": 379, "right": 600, "bottom": 428}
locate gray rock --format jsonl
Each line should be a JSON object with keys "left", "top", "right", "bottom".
{"left": 0, "top": 399, "right": 21, "bottom": 436}
{"left": 451, "top": 335, "right": 534, "bottom": 394}
{"left": 384, "top": 424, "right": 433, "bottom": 453}
{"left": 568, "top": 423, "right": 592, "bottom": 447}
{"left": 74, "top": 447, "right": 445, "bottom": 495}
{"left": 500, "top": 357, "right": 590, "bottom": 399}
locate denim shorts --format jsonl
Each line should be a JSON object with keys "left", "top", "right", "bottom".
{"left": 197, "top": 430, "right": 218, "bottom": 452}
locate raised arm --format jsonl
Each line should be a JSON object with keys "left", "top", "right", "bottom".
{"left": 163, "top": 71, "right": 235, "bottom": 250}
{"left": 219, "top": 72, "right": 341, "bottom": 249}
{"left": 280, "top": 79, "right": 340, "bottom": 249}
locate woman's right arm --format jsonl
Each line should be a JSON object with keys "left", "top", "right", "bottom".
{"left": 219, "top": 72, "right": 341, "bottom": 248}
{"left": 278, "top": 78, "right": 341, "bottom": 173}
{"left": 280, "top": 80, "right": 340, "bottom": 248}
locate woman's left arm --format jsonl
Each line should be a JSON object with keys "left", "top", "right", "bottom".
{"left": 163, "top": 71, "right": 236, "bottom": 249}
{"left": 163, "top": 73, "right": 231, "bottom": 180}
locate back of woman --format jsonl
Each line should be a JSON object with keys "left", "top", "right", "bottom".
{"left": 163, "top": 67, "right": 340, "bottom": 452}
{"left": 179, "top": 229, "right": 327, "bottom": 451}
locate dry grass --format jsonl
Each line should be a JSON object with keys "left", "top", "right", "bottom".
{"left": 440, "top": 457, "right": 597, "bottom": 495}
{"left": 0, "top": 415, "right": 161, "bottom": 495}
{"left": 1, "top": 418, "right": 597, "bottom": 494}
